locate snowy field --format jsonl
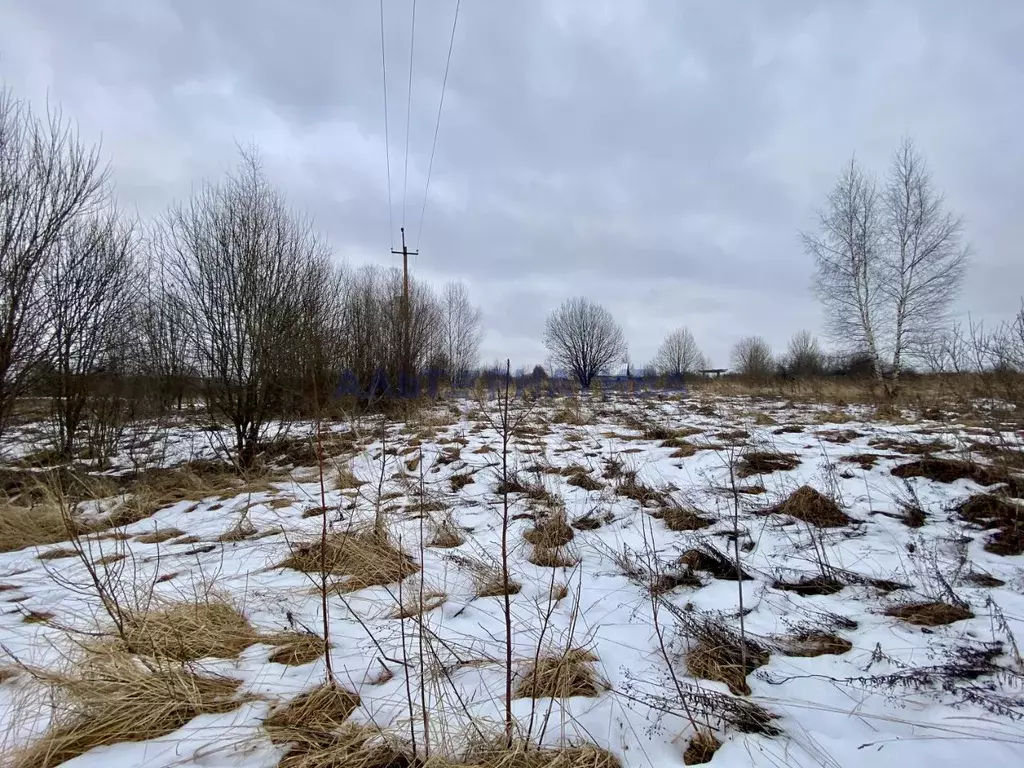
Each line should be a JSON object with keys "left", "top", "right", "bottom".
{"left": 1, "top": 392, "right": 1022, "bottom": 767}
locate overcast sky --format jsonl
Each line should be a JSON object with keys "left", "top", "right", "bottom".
{"left": 2, "top": 0, "right": 1021, "bottom": 369}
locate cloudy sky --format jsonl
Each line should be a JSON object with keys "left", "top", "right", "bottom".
{"left": 2, "top": 0, "right": 1021, "bottom": 369}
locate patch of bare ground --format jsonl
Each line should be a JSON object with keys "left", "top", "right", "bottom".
{"left": 8, "top": 653, "right": 245, "bottom": 768}
{"left": 957, "top": 493, "right": 1024, "bottom": 555}
{"left": 654, "top": 505, "right": 713, "bottom": 532}
{"left": 777, "top": 631, "right": 853, "bottom": 657}
{"left": 886, "top": 601, "right": 974, "bottom": 626}
{"left": 869, "top": 436, "right": 951, "bottom": 455}
{"left": 280, "top": 532, "right": 418, "bottom": 593}
{"left": 513, "top": 649, "right": 604, "bottom": 699}
{"left": 772, "top": 574, "right": 846, "bottom": 596}
{"left": 684, "top": 730, "right": 722, "bottom": 765}
{"left": 736, "top": 451, "right": 800, "bottom": 478}
{"left": 892, "top": 458, "right": 1024, "bottom": 496}
{"left": 762, "top": 486, "right": 852, "bottom": 527}
{"left": 679, "top": 546, "right": 752, "bottom": 581}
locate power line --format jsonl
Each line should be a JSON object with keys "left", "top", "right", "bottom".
{"left": 379, "top": 0, "right": 395, "bottom": 249}
{"left": 401, "top": 0, "right": 418, "bottom": 231}
{"left": 415, "top": 0, "right": 461, "bottom": 249}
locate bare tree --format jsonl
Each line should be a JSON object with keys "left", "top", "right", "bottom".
{"left": 804, "top": 157, "right": 885, "bottom": 387}
{"left": 543, "top": 297, "right": 626, "bottom": 389}
{"left": 783, "top": 330, "right": 824, "bottom": 378}
{"left": 41, "top": 210, "right": 140, "bottom": 458}
{"left": 139, "top": 242, "right": 193, "bottom": 413}
{"left": 805, "top": 139, "right": 968, "bottom": 396}
{"left": 654, "top": 326, "right": 706, "bottom": 377}
{"left": 438, "top": 280, "right": 482, "bottom": 387}
{"left": 0, "top": 87, "right": 108, "bottom": 435}
{"left": 160, "top": 148, "right": 331, "bottom": 467}
{"left": 730, "top": 336, "right": 773, "bottom": 380}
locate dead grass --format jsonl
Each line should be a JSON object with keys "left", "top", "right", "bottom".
{"left": 0, "top": 501, "right": 79, "bottom": 554}
{"left": 389, "top": 589, "right": 447, "bottom": 619}
{"left": 217, "top": 518, "right": 258, "bottom": 541}
{"left": 280, "top": 531, "right": 418, "bottom": 593}
{"left": 513, "top": 649, "right": 604, "bottom": 699}
{"left": 134, "top": 527, "right": 187, "bottom": 544}
{"left": 9, "top": 651, "right": 244, "bottom": 768}
{"left": 772, "top": 575, "right": 845, "bottom": 596}
{"left": 777, "top": 631, "right": 853, "bottom": 657}
{"left": 736, "top": 451, "right": 800, "bottom": 478}
{"left": 428, "top": 519, "right": 466, "bottom": 548}
{"left": 265, "top": 632, "right": 328, "bottom": 666}
{"left": 687, "top": 629, "right": 769, "bottom": 696}
{"left": 679, "top": 546, "right": 752, "bottom": 581}
{"left": 683, "top": 730, "right": 722, "bottom": 765}
{"left": 466, "top": 743, "right": 622, "bottom": 768}
{"left": 450, "top": 472, "right": 475, "bottom": 492}
{"left": 523, "top": 510, "right": 575, "bottom": 548}
{"left": 957, "top": 493, "right": 1024, "bottom": 556}
{"left": 123, "top": 598, "right": 258, "bottom": 661}
{"left": 886, "top": 601, "right": 974, "bottom": 626}
{"left": 842, "top": 453, "right": 880, "bottom": 470}
{"left": 764, "top": 486, "right": 851, "bottom": 527}
{"left": 566, "top": 470, "right": 604, "bottom": 491}
{"left": 22, "top": 610, "right": 54, "bottom": 624}
{"left": 655, "top": 505, "right": 712, "bottom": 532}
{"left": 264, "top": 683, "right": 364, "bottom": 765}
{"left": 528, "top": 545, "right": 580, "bottom": 568}
{"left": 615, "top": 474, "right": 665, "bottom": 507}
{"left": 816, "top": 429, "right": 863, "bottom": 444}
{"left": 572, "top": 509, "right": 614, "bottom": 530}
{"left": 892, "top": 458, "right": 1024, "bottom": 496}
{"left": 37, "top": 547, "right": 79, "bottom": 560}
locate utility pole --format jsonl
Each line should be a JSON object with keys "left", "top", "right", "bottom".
{"left": 391, "top": 227, "right": 419, "bottom": 395}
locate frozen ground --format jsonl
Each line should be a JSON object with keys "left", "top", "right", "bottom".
{"left": 1, "top": 393, "right": 1023, "bottom": 767}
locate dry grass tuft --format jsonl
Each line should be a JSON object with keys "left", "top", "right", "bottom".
{"left": 842, "top": 453, "right": 880, "bottom": 470}
{"left": 615, "top": 474, "right": 665, "bottom": 507}
{"left": 280, "top": 531, "right": 418, "bottom": 593}
{"left": 22, "top": 610, "right": 54, "bottom": 624}
{"left": 389, "top": 589, "right": 447, "bottom": 619}
{"left": 679, "top": 546, "right": 752, "bottom": 581}
{"left": 524, "top": 510, "right": 575, "bottom": 548}
{"left": 572, "top": 509, "right": 614, "bottom": 530}
{"left": 777, "top": 631, "right": 853, "bottom": 657}
{"left": 816, "top": 428, "right": 863, "bottom": 444}
{"left": 683, "top": 614, "right": 769, "bottom": 696}
{"left": 37, "top": 547, "right": 79, "bottom": 560}
{"left": 736, "top": 451, "right": 800, "bottom": 478}
{"left": 965, "top": 571, "right": 1005, "bottom": 588}
{"left": 656, "top": 505, "right": 713, "bottom": 532}
{"left": 764, "top": 485, "right": 851, "bottom": 528}
{"left": 772, "top": 575, "right": 845, "bottom": 596}
{"left": 428, "top": 519, "right": 465, "bottom": 548}
{"left": 123, "top": 598, "right": 258, "bottom": 661}
{"left": 467, "top": 742, "right": 622, "bottom": 768}
{"left": 566, "top": 470, "right": 604, "bottom": 491}
{"left": 134, "top": 527, "right": 187, "bottom": 544}
{"left": 513, "top": 649, "right": 604, "bottom": 699}
{"left": 265, "top": 632, "right": 328, "bottom": 666}
{"left": 957, "top": 493, "right": 1024, "bottom": 556}
{"left": 217, "top": 518, "right": 258, "bottom": 542}
{"left": 450, "top": 472, "right": 475, "bottom": 492}
{"left": 265, "top": 683, "right": 363, "bottom": 766}
{"left": 9, "top": 652, "right": 244, "bottom": 768}
{"left": 892, "top": 457, "right": 1024, "bottom": 496}
{"left": 683, "top": 730, "right": 722, "bottom": 765}
{"left": 528, "top": 545, "right": 580, "bottom": 568}
{"left": 886, "top": 601, "right": 974, "bottom": 626}
{"left": 0, "top": 501, "right": 79, "bottom": 554}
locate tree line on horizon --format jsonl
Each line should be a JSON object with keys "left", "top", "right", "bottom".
{"left": 3, "top": 86, "right": 1023, "bottom": 469}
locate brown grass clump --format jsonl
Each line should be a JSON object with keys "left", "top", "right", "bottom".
{"left": 475, "top": 571, "right": 522, "bottom": 598}
{"left": 0, "top": 501, "right": 78, "bottom": 554}
{"left": 22, "top": 610, "right": 54, "bottom": 624}
{"left": 615, "top": 475, "right": 665, "bottom": 506}
{"left": 777, "top": 632, "right": 853, "bottom": 657}
{"left": 9, "top": 653, "right": 244, "bottom": 768}
{"left": 886, "top": 601, "right": 973, "bottom": 626}
{"left": 123, "top": 598, "right": 259, "bottom": 661}
{"left": 965, "top": 572, "right": 1005, "bottom": 587}
{"left": 669, "top": 443, "right": 699, "bottom": 459}
{"left": 135, "top": 527, "right": 187, "bottom": 544}
{"left": 679, "top": 546, "right": 752, "bottom": 581}
{"left": 280, "top": 532, "right": 418, "bottom": 593}
{"left": 772, "top": 575, "right": 845, "bottom": 596}
{"left": 566, "top": 470, "right": 604, "bottom": 491}
{"left": 572, "top": 509, "right": 614, "bottom": 530}
{"left": 765, "top": 486, "right": 851, "bottom": 527}
{"left": 736, "top": 451, "right": 800, "bottom": 478}
{"left": 528, "top": 545, "right": 580, "bottom": 568}
{"left": 467, "top": 742, "right": 622, "bottom": 768}
{"left": 217, "top": 519, "right": 258, "bottom": 542}
{"left": 957, "top": 493, "right": 1024, "bottom": 556}
{"left": 428, "top": 519, "right": 465, "bottom": 548}
{"left": 683, "top": 730, "right": 722, "bottom": 765}
{"left": 842, "top": 453, "right": 880, "bottom": 470}
{"left": 892, "top": 458, "right": 1024, "bottom": 496}
{"left": 816, "top": 429, "right": 863, "bottom": 444}
{"left": 450, "top": 472, "right": 475, "bottom": 492}
{"left": 265, "top": 684, "right": 372, "bottom": 767}
{"left": 389, "top": 589, "right": 447, "bottom": 619}
{"left": 265, "top": 632, "right": 328, "bottom": 666}
{"left": 524, "top": 511, "right": 575, "bottom": 548}
{"left": 656, "top": 505, "right": 712, "bottom": 532}
{"left": 513, "top": 649, "right": 604, "bottom": 699}
{"left": 37, "top": 546, "right": 79, "bottom": 560}
{"left": 687, "top": 631, "right": 769, "bottom": 696}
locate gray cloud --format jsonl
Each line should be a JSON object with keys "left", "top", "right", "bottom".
{"left": 2, "top": 0, "right": 1021, "bottom": 368}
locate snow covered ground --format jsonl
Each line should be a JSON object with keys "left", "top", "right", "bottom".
{"left": 1, "top": 393, "right": 1022, "bottom": 767}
